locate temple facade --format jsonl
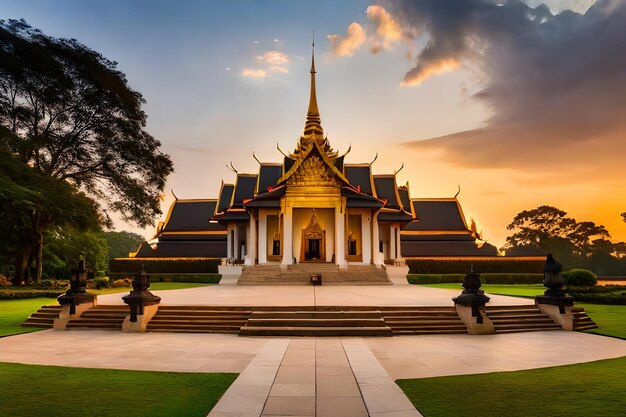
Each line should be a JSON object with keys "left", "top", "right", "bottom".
{"left": 130, "top": 48, "right": 503, "bottom": 266}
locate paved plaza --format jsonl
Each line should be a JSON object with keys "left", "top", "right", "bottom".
{"left": 1, "top": 285, "right": 626, "bottom": 416}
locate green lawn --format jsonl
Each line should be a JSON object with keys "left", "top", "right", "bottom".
{"left": 420, "top": 282, "right": 545, "bottom": 297}
{"left": 397, "top": 355, "right": 626, "bottom": 417}
{"left": 0, "top": 362, "right": 236, "bottom": 417}
{"left": 91, "top": 281, "right": 211, "bottom": 295}
{"left": 0, "top": 282, "right": 211, "bottom": 337}
{"left": 581, "top": 303, "right": 626, "bottom": 339}
{"left": 0, "top": 298, "right": 55, "bottom": 337}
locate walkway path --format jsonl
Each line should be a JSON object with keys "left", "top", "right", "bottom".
{"left": 1, "top": 330, "right": 625, "bottom": 416}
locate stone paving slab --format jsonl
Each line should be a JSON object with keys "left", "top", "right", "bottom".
{"left": 97, "top": 284, "right": 535, "bottom": 307}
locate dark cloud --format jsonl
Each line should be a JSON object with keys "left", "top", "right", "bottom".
{"left": 391, "top": 0, "right": 626, "bottom": 176}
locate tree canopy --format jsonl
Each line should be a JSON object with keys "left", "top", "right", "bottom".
{"left": 0, "top": 19, "right": 173, "bottom": 227}
{"left": 104, "top": 230, "right": 145, "bottom": 260}
{"left": 0, "top": 19, "right": 172, "bottom": 283}
{"left": 505, "top": 205, "right": 626, "bottom": 275}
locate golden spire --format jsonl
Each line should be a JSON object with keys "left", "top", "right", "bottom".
{"left": 303, "top": 36, "right": 324, "bottom": 140}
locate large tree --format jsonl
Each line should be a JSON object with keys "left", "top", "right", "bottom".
{"left": 103, "top": 230, "right": 145, "bottom": 260}
{"left": 505, "top": 205, "right": 610, "bottom": 259}
{"left": 0, "top": 20, "right": 173, "bottom": 281}
{"left": 0, "top": 146, "right": 102, "bottom": 284}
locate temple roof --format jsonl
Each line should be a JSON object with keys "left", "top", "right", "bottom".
{"left": 232, "top": 174, "right": 258, "bottom": 206}
{"left": 257, "top": 164, "right": 282, "bottom": 194}
{"left": 161, "top": 200, "right": 224, "bottom": 232}
{"left": 401, "top": 240, "right": 500, "bottom": 257}
{"left": 134, "top": 240, "right": 226, "bottom": 258}
{"left": 405, "top": 199, "right": 469, "bottom": 232}
{"left": 345, "top": 164, "right": 374, "bottom": 195}
{"left": 373, "top": 175, "right": 401, "bottom": 209}
{"left": 216, "top": 183, "right": 234, "bottom": 214}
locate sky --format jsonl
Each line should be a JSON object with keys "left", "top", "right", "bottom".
{"left": 2, "top": 0, "right": 625, "bottom": 248}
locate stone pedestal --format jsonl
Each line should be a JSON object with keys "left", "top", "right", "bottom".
{"left": 455, "top": 304, "right": 495, "bottom": 335}
{"left": 122, "top": 269, "right": 161, "bottom": 333}
{"left": 55, "top": 260, "right": 97, "bottom": 330}
{"left": 536, "top": 255, "right": 575, "bottom": 316}
{"left": 536, "top": 303, "right": 575, "bottom": 330}
{"left": 453, "top": 268, "right": 491, "bottom": 328}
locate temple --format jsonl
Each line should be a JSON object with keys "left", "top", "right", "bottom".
{"left": 130, "top": 45, "right": 504, "bottom": 269}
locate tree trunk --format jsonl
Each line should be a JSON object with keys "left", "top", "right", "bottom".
{"left": 12, "top": 251, "right": 29, "bottom": 286}
{"left": 35, "top": 226, "right": 44, "bottom": 282}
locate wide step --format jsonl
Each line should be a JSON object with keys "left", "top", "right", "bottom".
{"left": 239, "top": 307, "right": 393, "bottom": 337}
{"left": 146, "top": 307, "right": 252, "bottom": 334}
{"left": 485, "top": 305, "right": 562, "bottom": 333}
{"left": 66, "top": 306, "right": 127, "bottom": 331}
{"left": 380, "top": 306, "right": 468, "bottom": 335}
{"left": 22, "top": 306, "right": 62, "bottom": 328}
{"left": 238, "top": 264, "right": 391, "bottom": 285}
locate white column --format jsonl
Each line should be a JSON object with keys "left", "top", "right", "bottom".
{"left": 226, "top": 224, "right": 233, "bottom": 259}
{"left": 372, "top": 213, "right": 381, "bottom": 266}
{"left": 258, "top": 210, "right": 267, "bottom": 264}
{"left": 246, "top": 212, "right": 257, "bottom": 266}
{"left": 361, "top": 212, "right": 371, "bottom": 264}
{"left": 233, "top": 224, "right": 240, "bottom": 260}
{"left": 389, "top": 225, "right": 396, "bottom": 260}
{"left": 395, "top": 225, "right": 402, "bottom": 260}
{"left": 281, "top": 206, "right": 293, "bottom": 266}
{"left": 335, "top": 205, "right": 347, "bottom": 268}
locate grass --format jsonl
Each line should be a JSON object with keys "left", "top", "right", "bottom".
{"left": 90, "top": 281, "right": 211, "bottom": 295}
{"left": 420, "top": 282, "right": 545, "bottom": 297}
{"left": 581, "top": 303, "right": 626, "bottom": 339}
{"left": 0, "top": 282, "right": 211, "bottom": 337}
{"left": 0, "top": 362, "right": 236, "bottom": 417}
{"left": 0, "top": 298, "right": 55, "bottom": 337}
{"left": 397, "top": 355, "right": 626, "bottom": 417}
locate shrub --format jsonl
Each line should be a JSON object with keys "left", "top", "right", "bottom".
{"left": 562, "top": 269, "right": 597, "bottom": 286}
{"left": 109, "top": 258, "right": 220, "bottom": 274}
{"left": 111, "top": 278, "right": 132, "bottom": 288}
{"left": 35, "top": 279, "right": 70, "bottom": 289}
{"left": 0, "top": 275, "right": 12, "bottom": 286}
{"left": 110, "top": 273, "right": 221, "bottom": 283}
{"left": 0, "top": 289, "right": 64, "bottom": 299}
{"left": 406, "top": 259, "right": 544, "bottom": 275}
{"left": 407, "top": 273, "right": 544, "bottom": 285}
{"left": 91, "top": 276, "right": 110, "bottom": 289}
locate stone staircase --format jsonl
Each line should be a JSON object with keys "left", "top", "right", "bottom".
{"left": 21, "top": 305, "right": 62, "bottom": 328}
{"left": 147, "top": 306, "right": 252, "bottom": 333}
{"left": 484, "top": 305, "right": 562, "bottom": 333}
{"left": 239, "top": 306, "right": 393, "bottom": 336}
{"left": 65, "top": 305, "right": 128, "bottom": 330}
{"left": 237, "top": 263, "right": 391, "bottom": 285}
{"left": 572, "top": 306, "right": 598, "bottom": 331}
{"left": 380, "top": 306, "right": 468, "bottom": 335}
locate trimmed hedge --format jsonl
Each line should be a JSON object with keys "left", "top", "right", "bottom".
{"left": 563, "top": 269, "right": 597, "bottom": 287}
{"left": 109, "top": 273, "right": 222, "bottom": 284}
{"left": 109, "top": 258, "right": 220, "bottom": 274}
{"left": 406, "top": 259, "right": 544, "bottom": 274}
{"left": 407, "top": 273, "right": 544, "bottom": 285}
{"left": 0, "top": 289, "right": 63, "bottom": 299}
{"left": 566, "top": 284, "right": 626, "bottom": 304}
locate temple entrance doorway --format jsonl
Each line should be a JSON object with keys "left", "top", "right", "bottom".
{"left": 300, "top": 209, "right": 326, "bottom": 262}
{"left": 306, "top": 238, "right": 321, "bottom": 260}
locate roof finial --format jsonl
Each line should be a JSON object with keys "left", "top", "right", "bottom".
{"left": 303, "top": 31, "right": 323, "bottom": 141}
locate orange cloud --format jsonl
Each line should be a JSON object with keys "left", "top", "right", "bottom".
{"left": 256, "top": 50, "right": 289, "bottom": 66}
{"left": 327, "top": 22, "right": 366, "bottom": 57}
{"left": 241, "top": 68, "right": 267, "bottom": 79}
{"left": 367, "top": 5, "right": 403, "bottom": 48}
{"left": 269, "top": 65, "right": 288, "bottom": 74}
{"left": 400, "top": 58, "right": 460, "bottom": 86}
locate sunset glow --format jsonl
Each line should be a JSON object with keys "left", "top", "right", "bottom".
{"left": 4, "top": 0, "right": 625, "bottom": 248}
